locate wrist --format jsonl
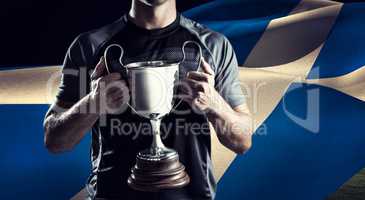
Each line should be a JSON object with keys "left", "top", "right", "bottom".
{"left": 206, "top": 91, "right": 234, "bottom": 120}
{"left": 206, "top": 91, "right": 224, "bottom": 115}
{"left": 205, "top": 105, "right": 220, "bottom": 120}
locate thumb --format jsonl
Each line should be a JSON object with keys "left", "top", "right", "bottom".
{"left": 91, "top": 56, "right": 106, "bottom": 80}
{"left": 200, "top": 57, "right": 214, "bottom": 75}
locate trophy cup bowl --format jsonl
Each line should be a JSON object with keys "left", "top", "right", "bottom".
{"left": 125, "top": 62, "right": 190, "bottom": 191}
{"left": 104, "top": 41, "right": 202, "bottom": 192}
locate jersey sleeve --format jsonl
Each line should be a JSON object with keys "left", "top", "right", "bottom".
{"left": 214, "top": 36, "right": 246, "bottom": 108}
{"left": 56, "top": 35, "right": 89, "bottom": 104}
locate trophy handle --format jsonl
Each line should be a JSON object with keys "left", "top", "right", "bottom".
{"left": 172, "top": 41, "right": 203, "bottom": 112}
{"left": 103, "top": 44, "right": 141, "bottom": 116}
{"left": 103, "top": 44, "right": 128, "bottom": 78}
{"left": 180, "top": 40, "right": 203, "bottom": 72}
{"left": 103, "top": 44, "right": 163, "bottom": 120}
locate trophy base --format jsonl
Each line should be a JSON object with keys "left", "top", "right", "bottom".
{"left": 127, "top": 148, "right": 190, "bottom": 192}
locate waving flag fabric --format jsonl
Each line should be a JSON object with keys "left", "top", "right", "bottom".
{"left": 1, "top": 0, "right": 365, "bottom": 199}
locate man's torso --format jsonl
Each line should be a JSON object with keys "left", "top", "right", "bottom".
{"left": 85, "top": 15, "right": 217, "bottom": 200}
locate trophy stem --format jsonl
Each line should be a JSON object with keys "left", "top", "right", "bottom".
{"left": 128, "top": 118, "right": 191, "bottom": 191}
{"left": 150, "top": 119, "right": 167, "bottom": 155}
{"left": 128, "top": 119, "right": 190, "bottom": 192}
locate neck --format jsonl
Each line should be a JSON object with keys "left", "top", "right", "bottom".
{"left": 129, "top": 0, "right": 177, "bottom": 30}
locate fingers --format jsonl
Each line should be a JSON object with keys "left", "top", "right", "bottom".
{"left": 178, "top": 78, "right": 209, "bottom": 108}
{"left": 193, "top": 95, "right": 206, "bottom": 109}
{"left": 90, "top": 65, "right": 128, "bottom": 114}
{"left": 179, "top": 60, "right": 216, "bottom": 113}
{"left": 181, "top": 78, "right": 206, "bottom": 93}
{"left": 200, "top": 58, "right": 214, "bottom": 75}
{"left": 105, "top": 80, "right": 128, "bottom": 97}
{"left": 179, "top": 91, "right": 209, "bottom": 113}
{"left": 104, "top": 80, "right": 130, "bottom": 109}
{"left": 105, "top": 88, "right": 130, "bottom": 113}
{"left": 107, "top": 87, "right": 128, "bottom": 102}
{"left": 91, "top": 57, "right": 106, "bottom": 80}
{"left": 98, "top": 73, "right": 121, "bottom": 84}
{"left": 187, "top": 71, "right": 210, "bottom": 82}
{"left": 92, "top": 73, "right": 123, "bottom": 96}
{"left": 187, "top": 58, "right": 214, "bottom": 87}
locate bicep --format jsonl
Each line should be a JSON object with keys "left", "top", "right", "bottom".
{"left": 45, "top": 35, "right": 87, "bottom": 127}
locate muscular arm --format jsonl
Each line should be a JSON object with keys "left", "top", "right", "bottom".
{"left": 207, "top": 97, "right": 252, "bottom": 154}
{"left": 44, "top": 58, "right": 126, "bottom": 154}
{"left": 182, "top": 58, "right": 253, "bottom": 154}
{"left": 43, "top": 96, "right": 99, "bottom": 153}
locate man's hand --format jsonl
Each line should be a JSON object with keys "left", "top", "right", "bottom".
{"left": 89, "top": 57, "right": 130, "bottom": 114}
{"left": 180, "top": 58, "right": 220, "bottom": 114}
{"left": 180, "top": 58, "right": 252, "bottom": 154}
{"left": 43, "top": 56, "right": 131, "bottom": 153}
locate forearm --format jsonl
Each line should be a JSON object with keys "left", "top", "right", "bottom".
{"left": 44, "top": 94, "right": 99, "bottom": 153}
{"left": 207, "top": 92, "right": 252, "bottom": 154}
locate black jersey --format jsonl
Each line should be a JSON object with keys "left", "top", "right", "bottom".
{"left": 56, "top": 14, "right": 245, "bottom": 200}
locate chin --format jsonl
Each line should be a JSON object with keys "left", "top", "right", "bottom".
{"left": 139, "top": 0, "right": 171, "bottom": 6}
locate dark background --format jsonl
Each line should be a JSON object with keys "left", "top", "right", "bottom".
{"left": 0, "top": 0, "right": 362, "bottom": 67}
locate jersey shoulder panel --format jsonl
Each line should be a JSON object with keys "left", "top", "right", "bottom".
{"left": 180, "top": 15, "right": 229, "bottom": 71}
{"left": 72, "top": 16, "right": 127, "bottom": 67}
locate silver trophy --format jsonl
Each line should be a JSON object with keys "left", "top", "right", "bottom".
{"left": 104, "top": 41, "right": 202, "bottom": 191}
